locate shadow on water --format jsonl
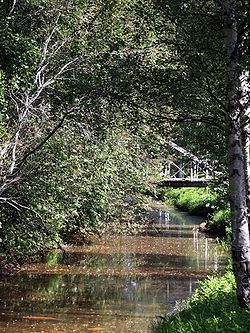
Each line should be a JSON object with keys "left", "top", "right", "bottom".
{"left": 0, "top": 203, "right": 227, "bottom": 333}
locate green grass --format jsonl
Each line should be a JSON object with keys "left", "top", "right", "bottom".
{"left": 163, "top": 188, "right": 231, "bottom": 236}
{"left": 152, "top": 271, "right": 250, "bottom": 333}
{"left": 164, "top": 188, "right": 218, "bottom": 216}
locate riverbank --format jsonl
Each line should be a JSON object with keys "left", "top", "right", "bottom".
{"left": 152, "top": 271, "right": 250, "bottom": 333}
{"left": 152, "top": 188, "right": 250, "bottom": 333}
{"left": 160, "top": 188, "right": 231, "bottom": 237}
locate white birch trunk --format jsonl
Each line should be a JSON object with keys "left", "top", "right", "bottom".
{"left": 228, "top": 126, "right": 250, "bottom": 307}
{"left": 241, "top": 71, "right": 250, "bottom": 209}
{"left": 222, "top": 0, "right": 250, "bottom": 307}
{"left": 243, "top": 131, "right": 250, "bottom": 207}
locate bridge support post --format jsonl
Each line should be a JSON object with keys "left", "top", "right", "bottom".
{"left": 190, "top": 163, "right": 194, "bottom": 180}
{"left": 177, "top": 160, "right": 183, "bottom": 178}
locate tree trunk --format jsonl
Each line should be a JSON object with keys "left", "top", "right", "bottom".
{"left": 228, "top": 125, "right": 250, "bottom": 307}
{"left": 242, "top": 71, "right": 250, "bottom": 210}
{"left": 222, "top": 0, "right": 250, "bottom": 307}
{"left": 242, "top": 116, "right": 250, "bottom": 211}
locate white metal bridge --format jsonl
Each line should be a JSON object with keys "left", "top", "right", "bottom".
{"left": 158, "top": 142, "right": 220, "bottom": 188}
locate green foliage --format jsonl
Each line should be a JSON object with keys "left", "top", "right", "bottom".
{"left": 153, "top": 271, "right": 250, "bottom": 333}
{"left": 164, "top": 187, "right": 232, "bottom": 237}
{"left": 208, "top": 208, "right": 231, "bottom": 238}
{"left": 0, "top": 0, "right": 168, "bottom": 262}
{"left": 164, "top": 188, "right": 218, "bottom": 216}
{"left": 0, "top": 127, "right": 156, "bottom": 259}
{"left": 0, "top": 207, "right": 52, "bottom": 262}
{"left": 45, "top": 252, "right": 63, "bottom": 266}
{"left": 209, "top": 208, "right": 231, "bottom": 229}
{"left": 0, "top": 16, "right": 40, "bottom": 89}
{"left": 0, "top": 0, "right": 235, "bottom": 269}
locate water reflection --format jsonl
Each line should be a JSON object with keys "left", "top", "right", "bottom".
{"left": 0, "top": 204, "right": 227, "bottom": 333}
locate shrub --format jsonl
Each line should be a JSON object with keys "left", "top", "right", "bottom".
{"left": 209, "top": 208, "right": 231, "bottom": 229}
{"left": 206, "top": 208, "right": 232, "bottom": 238}
{"left": 0, "top": 128, "right": 155, "bottom": 261}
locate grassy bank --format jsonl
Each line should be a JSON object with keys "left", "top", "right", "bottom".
{"left": 162, "top": 188, "right": 218, "bottom": 215}
{"left": 162, "top": 188, "right": 231, "bottom": 236}
{"left": 152, "top": 271, "right": 250, "bottom": 333}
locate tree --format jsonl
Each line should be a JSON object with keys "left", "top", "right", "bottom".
{"left": 1, "top": 0, "right": 250, "bottom": 308}
{"left": 103, "top": 0, "right": 249, "bottom": 306}
{"left": 147, "top": 0, "right": 250, "bottom": 306}
{"left": 0, "top": 0, "right": 163, "bottom": 259}
{"left": 221, "top": 0, "right": 250, "bottom": 307}
{"left": 0, "top": 0, "right": 128, "bottom": 207}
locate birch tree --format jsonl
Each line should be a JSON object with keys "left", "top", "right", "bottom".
{"left": 0, "top": 0, "right": 163, "bottom": 259}
{"left": 0, "top": 0, "right": 120, "bottom": 207}
{"left": 0, "top": 22, "right": 82, "bottom": 209}
{"left": 220, "top": 0, "right": 250, "bottom": 307}
{"left": 242, "top": 71, "right": 250, "bottom": 208}
{"left": 75, "top": 1, "right": 250, "bottom": 307}
{"left": 126, "top": 0, "right": 250, "bottom": 306}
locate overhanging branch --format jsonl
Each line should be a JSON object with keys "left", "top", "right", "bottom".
{"left": 127, "top": 100, "right": 226, "bottom": 131}
{"left": 9, "top": 0, "right": 17, "bottom": 14}
{"left": 18, "top": 105, "right": 83, "bottom": 167}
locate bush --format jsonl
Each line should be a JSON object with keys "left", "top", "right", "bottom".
{"left": 209, "top": 208, "right": 231, "bottom": 228}
{"left": 207, "top": 208, "right": 231, "bottom": 237}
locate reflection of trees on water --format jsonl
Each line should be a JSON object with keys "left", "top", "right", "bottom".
{"left": 148, "top": 206, "right": 204, "bottom": 227}
{"left": 0, "top": 207, "right": 227, "bottom": 331}
{"left": 145, "top": 206, "right": 204, "bottom": 239}
{"left": 46, "top": 252, "right": 146, "bottom": 270}
{"left": 45, "top": 249, "right": 225, "bottom": 279}
{"left": 0, "top": 247, "right": 224, "bottom": 315}
{"left": 192, "top": 233, "right": 226, "bottom": 271}
{"left": 147, "top": 206, "right": 226, "bottom": 271}
{"left": 0, "top": 274, "right": 198, "bottom": 316}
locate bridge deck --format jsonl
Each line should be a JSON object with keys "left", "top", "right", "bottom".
{"left": 158, "top": 178, "right": 219, "bottom": 188}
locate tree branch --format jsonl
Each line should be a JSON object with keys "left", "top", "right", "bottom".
{"left": 9, "top": 0, "right": 17, "bottom": 14}
{"left": 127, "top": 100, "right": 226, "bottom": 131}
{"left": 18, "top": 101, "right": 84, "bottom": 167}
{"left": 231, "top": 3, "right": 250, "bottom": 59}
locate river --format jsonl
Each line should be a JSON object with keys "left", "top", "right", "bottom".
{"left": 0, "top": 203, "right": 226, "bottom": 333}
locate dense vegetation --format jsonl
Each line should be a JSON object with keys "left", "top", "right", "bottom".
{"left": 163, "top": 188, "right": 219, "bottom": 216}
{"left": 153, "top": 271, "right": 250, "bottom": 333}
{"left": 163, "top": 187, "right": 231, "bottom": 236}
{"left": 0, "top": 0, "right": 250, "bottom": 320}
{"left": 0, "top": 128, "right": 158, "bottom": 262}
{"left": 0, "top": 1, "right": 168, "bottom": 262}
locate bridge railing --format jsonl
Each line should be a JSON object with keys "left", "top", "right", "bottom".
{"left": 161, "top": 159, "right": 216, "bottom": 180}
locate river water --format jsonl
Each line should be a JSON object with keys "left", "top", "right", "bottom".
{"left": 0, "top": 204, "right": 226, "bottom": 333}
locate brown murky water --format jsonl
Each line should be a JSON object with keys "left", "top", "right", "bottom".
{"left": 0, "top": 204, "right": 226, "bottom": 333}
